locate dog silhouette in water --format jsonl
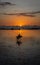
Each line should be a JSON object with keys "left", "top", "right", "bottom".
{"left": 16, "top": 34, "right": 22, "bottom": 39}
{"left": 16, "top": 34, "right": 22, "bottom": 46}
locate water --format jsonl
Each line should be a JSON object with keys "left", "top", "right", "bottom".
{"left": 0, "top": 30, "right": 40, "bottom": 65}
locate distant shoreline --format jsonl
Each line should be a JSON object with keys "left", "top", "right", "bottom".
{"left": 0, "top": 29, "right": 40, "bottom": 30}
{"left": 0, "top": 26, "right": 40, "bottom": 30}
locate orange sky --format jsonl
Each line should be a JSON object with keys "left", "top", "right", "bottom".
{"left": 0, "top": 0, "right": 40, "bottom": 26}
{"left": 0, "top": 15, "right": 40, "bottom": 26}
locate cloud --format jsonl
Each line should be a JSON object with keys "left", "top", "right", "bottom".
{"left": 0, "top": 11, "right": 40, "bottom": 17}
{"left": 17, "top": 13, "right": 35, "bottom": 17}
{"left": 2, "top": 12, "right": 36, "bottom": 17}
{"left": 29, "top": 11, "right": 40, "bottom": 14}
{"left": 0, "top": 2, "right": 16, "bottom": 6}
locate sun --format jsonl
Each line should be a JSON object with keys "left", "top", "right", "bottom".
{"left": 20, "top": 25, "right": 22, "bottom": 27}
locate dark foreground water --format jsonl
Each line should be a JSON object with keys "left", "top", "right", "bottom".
{"left": 0, "top": 30, "right": 40, "bottom": 65}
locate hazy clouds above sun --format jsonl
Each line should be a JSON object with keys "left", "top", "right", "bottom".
{"left": 0, "top": 0, "right": 40, "bottom": 13}
{"left": 0, "top": 0, "right": 40, "bottom": 26}
{"left": 0, "top": 0, "right": 40, "bottom": 17}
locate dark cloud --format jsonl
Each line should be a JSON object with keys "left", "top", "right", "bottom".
{"left": 0, "top": 11, "right": 40, "bottom": 17}
{"left": 0, "top": 2, "right": 16, "bottom": 6}
{"left": 2, "top": 12, "right": 35, "bottom": 17}
{"left": 17, "top": 13, "right": 35, "bottom": 17}
{"left": 29, "top": 11, "right": 40, "bottom": 14}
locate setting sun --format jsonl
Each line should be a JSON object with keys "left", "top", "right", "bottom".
{"left": 20, "top": 25, "right": 22, "bottom": 26}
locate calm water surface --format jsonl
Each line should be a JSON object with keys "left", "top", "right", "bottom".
{"left": 0, "top": 30, "right": 40, "bottom": 65}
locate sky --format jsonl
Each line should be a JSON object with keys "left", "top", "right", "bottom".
{"left": 0, "top": 0, "right": 40, "bottom": 26}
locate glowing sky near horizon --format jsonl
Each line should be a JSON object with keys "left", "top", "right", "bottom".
{"left": 0, "top": 0, "right": 40, "bottom": 26}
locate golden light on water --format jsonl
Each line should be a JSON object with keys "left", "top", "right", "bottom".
{"left": 1, "top": 30, "right": 40, "bottom": 38}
